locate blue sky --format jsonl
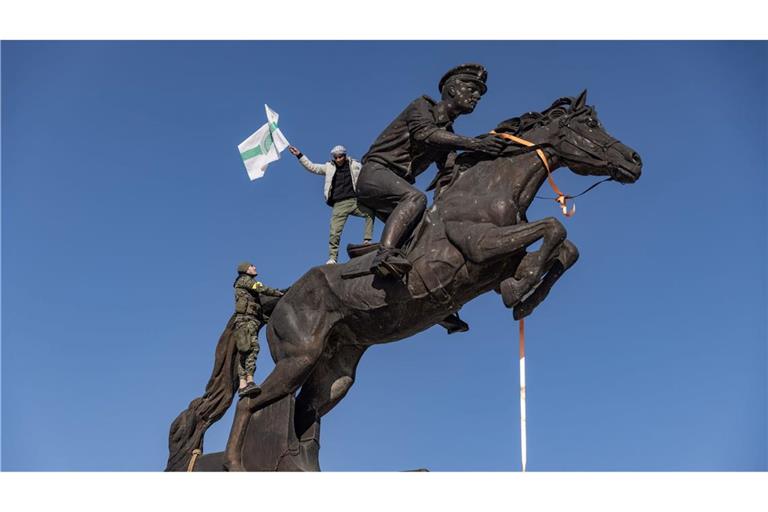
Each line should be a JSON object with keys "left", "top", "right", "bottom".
{"left": 2, "top": 41, "right": 765, "bottom": 471}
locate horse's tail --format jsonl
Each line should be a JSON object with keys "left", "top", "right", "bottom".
{"left": 164, "top": 314, "right": 240, "bottom": 471}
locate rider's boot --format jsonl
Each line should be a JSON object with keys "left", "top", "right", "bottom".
{"left": 439, "top": 312, "right": 469, "bottom": 334}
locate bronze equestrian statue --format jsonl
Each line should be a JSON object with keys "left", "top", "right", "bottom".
{"left": 184, "top": 89, "right": 641, "bottom": 471}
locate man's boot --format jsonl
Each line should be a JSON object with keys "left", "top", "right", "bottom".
{"left": 239, "top": 382, "right": 261, "bottom": 398}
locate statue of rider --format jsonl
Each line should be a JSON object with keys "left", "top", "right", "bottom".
{"left": 356, "top": 63, "right": 506, "bottom": 278}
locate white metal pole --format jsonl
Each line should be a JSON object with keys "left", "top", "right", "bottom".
{"left": 519, "top": 317, "right": 527, "bottom": 472}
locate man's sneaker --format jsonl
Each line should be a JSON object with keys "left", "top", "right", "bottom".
{"left": 238, "top": 383, "right": 261, "bottom": 398}
{"left": 326, "top": 258, "right": 337, "bottom": 265}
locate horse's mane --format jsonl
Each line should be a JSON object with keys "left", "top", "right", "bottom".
{"left": 450, "top": 96, "right": 580, "bottom": 172}
{"left": 492, "top": 96, "right": 576, "bottom": 137}
{"left": 431, "top": 95, "right": 588, "bottom": 198}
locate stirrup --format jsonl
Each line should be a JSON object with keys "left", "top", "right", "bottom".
{"left": 370, "top": 248, "right": 412, "bottom": 278}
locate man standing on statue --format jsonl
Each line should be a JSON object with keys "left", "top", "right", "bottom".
{"left": 356, "top": 63, "right": 507, "bottom": 278}
{"left": 288, "top": 144, "right": 375, "bottom": 264}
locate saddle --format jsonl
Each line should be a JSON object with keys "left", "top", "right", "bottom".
{"left": 339, "top": 208, "right": 445, "bottom": 287}
{"left": 341, "top": 243, "right": 381, "bottom": 280}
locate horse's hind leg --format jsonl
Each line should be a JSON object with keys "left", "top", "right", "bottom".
{"left": 223, "top": 309, "right": 332, "bottom": 471}
{"left": 513, "top": 239, "right": 579, "bottom": 320}
{"left": 294, "top": 343, "right": 367, "bottom": 440}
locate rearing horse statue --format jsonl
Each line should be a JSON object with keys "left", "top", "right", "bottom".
{"left": 168, "top": 90, "right": 642, "bottom": 471}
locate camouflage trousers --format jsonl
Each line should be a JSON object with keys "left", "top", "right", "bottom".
{"left": 233, "top": 315, "right": 262, "bottom": 379}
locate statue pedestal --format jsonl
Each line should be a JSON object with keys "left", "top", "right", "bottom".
{"left": 194, "top": 394, "right": 320, "bottom": 472}
{"left": 242, "top": 394, "right": 320, "bottom": 471}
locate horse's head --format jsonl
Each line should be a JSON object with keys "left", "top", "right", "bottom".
{"left": 492, "top": 90, "right": 642, "bottom": 184}
{"left": 548, "top": 90, "right": 642, "bottom": 184}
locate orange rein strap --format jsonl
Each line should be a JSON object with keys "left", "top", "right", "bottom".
{"left": 490, "top": 131, "right": 575, "bottom": 217}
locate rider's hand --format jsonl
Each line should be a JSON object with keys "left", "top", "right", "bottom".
{"left": 472, "top": 137, "right": 507, "bottom": 155}
{"left": 288, "top": 146, "right": 301, "bottom": 156}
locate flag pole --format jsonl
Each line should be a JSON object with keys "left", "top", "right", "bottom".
{"left": 519, "top": 317, "right": 527, "bottom": 472}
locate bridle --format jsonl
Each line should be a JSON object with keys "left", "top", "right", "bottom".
{"left": 490, "top": 109, "right": 619, "bottom": 217}
{"left": 490, "top": 130, "right": 576, "bottom": 217}
{"left": 558, "top": 113, "right": 624, "bottom": 172}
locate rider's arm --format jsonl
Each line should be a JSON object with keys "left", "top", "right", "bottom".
{"left": 424, "top": 130, "right": 488, "bottom": 151}
{"left": 406, "top": 98, "right": 498, "bottom": 152}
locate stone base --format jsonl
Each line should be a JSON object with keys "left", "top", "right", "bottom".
{"left": 193, "top": 394, "right": 320, "bottom": 472}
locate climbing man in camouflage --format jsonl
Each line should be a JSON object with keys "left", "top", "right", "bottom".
{"left": 233, "top": 262, "right": 285, "bottom": 398}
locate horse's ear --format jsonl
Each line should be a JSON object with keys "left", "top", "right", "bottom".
{"left": 573, "top": 89, "right": 588, "bottom": 110}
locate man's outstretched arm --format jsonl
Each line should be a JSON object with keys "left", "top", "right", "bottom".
{"left": 250, "top": 280, "right": 284, "bottom": 297}
{"left": 288, "top": 145, "right": 328, "bottom": 175}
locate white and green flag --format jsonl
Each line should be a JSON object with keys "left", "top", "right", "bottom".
{"left": 238, "top": 104, "right": 290, "bottom": 180}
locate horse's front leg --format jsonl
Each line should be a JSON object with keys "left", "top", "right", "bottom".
{"left": 446, "top": 217, "right": 567, "bottom": 307}
{"left": 513, "top": 239, "right": 579, "bottom": 320}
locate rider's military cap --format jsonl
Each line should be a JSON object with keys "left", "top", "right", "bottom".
{"left": 439, "top": 63, "right": 488, "bottom": 95}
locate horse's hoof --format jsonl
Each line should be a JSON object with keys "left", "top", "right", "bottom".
{"left": 513, "top": 302, "right": 533, "bottom": 321}
{"left": 500, "top": 278, "right": 524, "bottom": 308}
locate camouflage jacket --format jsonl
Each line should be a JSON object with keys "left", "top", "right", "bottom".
{"left": 233, "top": 274, "right": 282, "bottom": 320}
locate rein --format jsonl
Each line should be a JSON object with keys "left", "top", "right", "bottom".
{"left": 535, "top": 177, "right": 613, "bottom": 202}
{"left": 490, "top": 130, "right": 615, "bottom": 217}
{"left": 490, "top": 131, "right": 575, "bottom": 217}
